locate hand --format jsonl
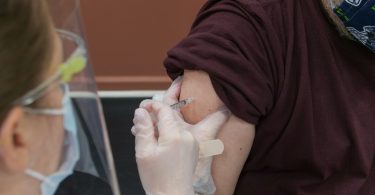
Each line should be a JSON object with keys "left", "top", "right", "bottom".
{"left": 132, "top": 102, "right": 197, "bottom": 195}
{"left": 151, "top": 77, "right": 231, "bottom": 194}
{"left": 132, "top": 100, "right": 228, "bottom": 195}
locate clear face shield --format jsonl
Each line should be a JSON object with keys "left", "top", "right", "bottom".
{"left": 13, "top": 0, "right": 121, "bottom": 194}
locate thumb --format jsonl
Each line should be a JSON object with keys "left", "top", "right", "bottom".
{"left": 162, "top": 76, "right": 182, "bottom": 105}
{"left": 192, "top": 107, "right": 231, "bottom": 140}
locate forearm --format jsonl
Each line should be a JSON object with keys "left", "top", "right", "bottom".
{"left": 212, "top": 116, "right": 255, "bottom": 195}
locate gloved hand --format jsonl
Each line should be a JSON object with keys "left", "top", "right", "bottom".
{"left": 132, "top": 100, "right": 229, "bottom": 195}
{"left": 150, "top": 77, "right": 230, "bottom": 195}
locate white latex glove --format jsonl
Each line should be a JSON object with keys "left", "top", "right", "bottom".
{"left": 150, "top": 77, "right": 230, "bottom": 195}
{"left": 132, "top": 100, "right": 229, "bottom": 195}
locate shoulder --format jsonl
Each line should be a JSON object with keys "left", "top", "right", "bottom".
{"left": 190, "top": 0, "right": 294, "bottom": 40}
{"left": 195, "top": 0, "right": 291, "bottom": 17}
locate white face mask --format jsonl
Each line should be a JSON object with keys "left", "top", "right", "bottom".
{"left": 25, "top": 85, "right": 80, "bottom": 195}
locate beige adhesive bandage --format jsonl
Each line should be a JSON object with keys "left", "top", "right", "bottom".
{"left": 199, "top": 139, "right": 224, "bottom": 158}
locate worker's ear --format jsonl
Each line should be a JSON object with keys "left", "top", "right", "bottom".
{"left": 0, "top": 107, "right": 29, "bottom": 173}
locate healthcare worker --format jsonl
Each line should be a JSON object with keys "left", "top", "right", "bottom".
{"left": 0, "top": 0, "right": 229, "bottom": 195}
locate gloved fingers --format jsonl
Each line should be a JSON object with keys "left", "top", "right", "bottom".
{"left": 140, "top": 99, "right": 192, "bottom": 137}
{"left": 142, "top": 100, "right": 182, "bottom": 141}
{"left": 140, "top": 99, "right": 165, "bottom": 116}
{"left": 141, "top": 93, "right": 188, "bottom": 120}
{"left": 152, "top": 92, "right": 164, "bottom": 101}
{"left": 141, "top": 98, "right": 180, "bottom": 122}
{"left": 131, "top": 126, "right": 137, "bottom": 136}
{"left": 140, "top": 99, "right": 159, "bottom": 126}
{"left": 132, "top": 125, "right": 152, "bottom": 137}
{"left": 192, "top": 107, "right": 231, "bottom": 140}
{"left": 133, "top": 108, "right": 155, "bottom": 136}
{"left": 133, "top": 108, "right": 157, "bottom": 157}
{"left": 139, "top": 99, "right": 154, "bottom": 111}
{"left": 162, "top": 76, "right": 182, "bottom": 105}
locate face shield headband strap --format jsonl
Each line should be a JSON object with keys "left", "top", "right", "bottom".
{"left": 23, "top": 84, "right": 69, "bottom": 116}
{"left": 13, "top": 29, "right": 87, "bottom": 108}
{"left": 25, "top": 169, "right": 57, "bottom": 188}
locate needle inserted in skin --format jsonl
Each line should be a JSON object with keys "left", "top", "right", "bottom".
{"left": 170, "top": 98, "right": 194, "bottom": 110}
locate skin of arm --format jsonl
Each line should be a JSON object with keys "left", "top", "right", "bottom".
{"left": 180, "top": 70, "right": 256, "bottom": 195}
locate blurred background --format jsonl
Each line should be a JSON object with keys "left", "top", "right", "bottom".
{"left": 79, "top": 1, "right": 205, "bottom": 194}
{"left": 81, "top": 0, "right": 205, "bottom": 90}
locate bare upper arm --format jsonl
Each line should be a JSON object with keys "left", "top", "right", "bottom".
{"left": 180, "top": 70, "right": 256, "bottom": 195}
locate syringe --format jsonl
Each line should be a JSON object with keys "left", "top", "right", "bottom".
{"left": 170, "top": 98, "right": 194, "bottom": 110}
